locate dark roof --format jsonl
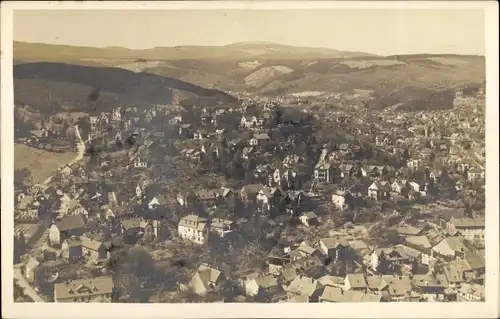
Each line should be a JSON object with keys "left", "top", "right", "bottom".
{"left": 55, "top": 215, "right": 87, "bottom": 232}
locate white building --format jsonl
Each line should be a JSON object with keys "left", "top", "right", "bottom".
{"left": 447, "top": 217, "right": 485, "bottom": 243}
{"left": 331, "top": 191, "right": 348, "bottom": 211}
{"left": 178, "top": 215, "right": 209, "bottom": 245}
{"left": 210, "top": 218, "right": 234, "bottom": 238}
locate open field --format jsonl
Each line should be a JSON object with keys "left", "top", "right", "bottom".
{"left": 14, "top": 143, "right": 76, "bottom": 185}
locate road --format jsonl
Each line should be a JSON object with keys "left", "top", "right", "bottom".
{"left": 14, "top": 126, "right": 86, "bottom": 303}
{"left": 40, "top": 125, "right": 86, "bottom": 185}
{"left": 14, "top": 268, "right": 45, "bottom": 302}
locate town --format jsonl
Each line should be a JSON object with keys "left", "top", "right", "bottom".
{"left": 13, "top": 84, "right": 486, "bottom": 303}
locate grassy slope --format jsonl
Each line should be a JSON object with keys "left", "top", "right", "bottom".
{"left": 14, "top": 143, "right": 76, "bottom": 185}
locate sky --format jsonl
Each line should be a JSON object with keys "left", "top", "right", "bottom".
{"left": 14, "top": 9, "right": 485, "bottom": 56}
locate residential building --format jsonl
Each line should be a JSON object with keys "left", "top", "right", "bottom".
{"left": 344, "top": 274, "right": 368, "bottom": 292}
{"left": 210, "top": 218, "right": 234, "bottom": 238}
{"left": 286, "top": 276, "right": 323, "bottom": 302}
{"left": 432, "top": 237, "right": 470, "bottom": 261}
{"left": 178, "top": 215, "right": 209, "bottom": 245}
{"left": 189, "top": 264, "right": 225, "bottom": 296}
{"left": 331, "top": 190, "right": 349, "bottom": 211}
{"left": 54, "top": 276, "right": 114, "bottom": 303}
{"left": 368, "top": 181, "right": 390, "bottom": 200}
{"left": 447, "top": 217, "right": 485, "bottom": 242}
{"left": 49, "top": 215, "right": 87, "bottom": 246}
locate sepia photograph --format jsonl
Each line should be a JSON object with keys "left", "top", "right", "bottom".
{"left": 1, "top": 1, "right": 499, "bottom": 318}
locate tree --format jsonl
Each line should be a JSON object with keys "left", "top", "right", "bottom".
{"left": 14, "top": 168, "right": 33, "bottom": 188}
{"left": 376, "top": 251, "right": 389, "bottom": 274}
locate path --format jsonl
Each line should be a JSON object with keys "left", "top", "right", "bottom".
{"left": 14, "top": 268, "right": 45, "bottom": 302}
{"left": 14, "top": 126, "right": 86, "bottom": 303}
{"left": 40, "top": 125, "right": 86, "bottom": 185}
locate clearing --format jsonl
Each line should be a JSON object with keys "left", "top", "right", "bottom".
{"left": 14, "top": 143, "right": 76, "bottom": 185}
{"left": 340, "top": 59, "right": 405, "bottom": 69}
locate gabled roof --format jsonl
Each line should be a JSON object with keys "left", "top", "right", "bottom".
{"left": 300, "top": 211, "right": 318, "bottom": 219}
{"left": 320, "top": 237, "right": 350, "bottom": 250}
{"left": 287, "top": 276, "right": 320, "bottom": 296}
{"left": 55, "top": 215, "right": 86, "bottom": 232}
{"left": 405, "top": 235, "right": 432, "bottom": 249}
{"left": 55, "top": 276, "right": 114, "bottom": 300}
{"left": 345, "top": 274, "right": 367, "bottom": 289}
{"left": 195, "top": 264, "right": 223, "bottom": 288}
{"left": 254, "top": 275, "right": 278, "bottom": 289}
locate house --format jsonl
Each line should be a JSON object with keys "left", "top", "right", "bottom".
{"left": 318, "top": 237, "right": 351, "bottom": 263}
{"left": 240, "top": 115, "right": 259, "bottom": 128}
{"left": 467, "top": 168, "right": 484, "bottom": 181}
{"left": 193, "top": 128, "right": 209, "bottom": 140}
{"left": 407, "top": 159, "right": 421, "bottom": 170}
{"left": 28, "top": 129, "right": 49, "bottom": 145}
{"left": 299, "top": 211, "right": 319, "bottom": 227}
{"left": 370, "top": 248, "right": 408, "bottom": 273}
{"left": 189, "top": 264, "right": 225, "bottom": 296}
{"left": 245, "top": 274, "right": 284, "bottom": 301}
{"left": 81, "top": 236, "right": 108, "bottom": 263}
{"left": 338, "top": 163, "right": 356, "bottom": 178}
{"left": 396, "top": 224, "right": 426, "bottom": 236}
{"left": 314, "top": 162, "right": 332, "bottom": 183}
{"left": 464, "top": 250, "right": 486, "bottom": 277}
{"left": 404, "top": 235, "right": 434, "bottom": 265}
{"left": 429, "top": 170, "right": 442, "bottom": 183}
{"left": 133, "top": 156, "right": 148, "bottom": 169}
{"left": 338, "top": 144, "right": 351, "bottom": 155}
{"left": 54, "top": 276, "right": 114, "bottom": 303}
{"left": 178, "top": 215, "right": 209, "bottom": 245}
{"left": 23, "top": 257, "right": 40, "bottom": 283}
{"left": 195, "top": 189, "right": 218, "bottom": 208}
{"left": 319, "top": 286, "right": 381, "bottom": 303}
{"left": 447, "top": 217, "right": 485, "bottom": 242}
{"left": 148, "top": 194, "right": 169, "bottom": 210}
{"left": 210, "top": 218, "right": 234, "bottom": 238}
{"left": 368, "top": 181, "right": 390, "bottom": 200}
{"left": 67, "top": 200, "right": 89, "bottom": 218}
{"left": 112, "top": 107, "right": 123, "bottom": 121}
{"left": 331, "top": 190, "right": 349, "bottom": 211}
{"left": 381, "top": 275, "right": 414, "bottom": 301}
{"left": 391, "top": 180, "right": 409, "bottom": 196}
{"left": 432, "top": 237, "right": 470, "bottom": 261}
{"left": 457, "top": 282, "right": 485, "bottom": 301}
{"left": 362, "top": 165, "right": 383, "bottom": 177}
{"left": 249, "top": 133, "right": 270, "bottom": 146}
{"left": 240, "top": 184, "right": 266, "bottom": 204}
{"left": 408, "top": 181, "right": 420, "bottom": 193}
{"left": 49, "top": 215, "right": 87, "bottom": 246}
{"left": 120, "top": 218, "right": 154, "bottom": 240}
{"left": 61, "top": 237, "right": 84, "bottom": 262}
{"left": 411, "top": 273, "right": 449, "bottom": 301}
{"left": 286, "top": 276, "right": 323, "bottom": 302}
{"left": 178, "top": 124, "right": 193, "bottom": 137}
{"left": 443, "top": 259, "right": 473, "bottom": 286}
{"left": 344, "top": 274, "right": 368, "bottom": 292}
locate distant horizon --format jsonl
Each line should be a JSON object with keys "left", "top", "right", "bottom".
{"left": 13, "top": 40, "right": 486, "bottom": 58}
{"left": 13, "top": 9, "right": 486, "bottom": 56}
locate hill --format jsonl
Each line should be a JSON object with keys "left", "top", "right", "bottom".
{"left": 14, "top": 41, "right": 374, "bottom": 64}
{"left": 13, "top": 42, "right": 485, "bottom": 112}
{"left": 13, "top": 62, "right": 237, "bottom": 114}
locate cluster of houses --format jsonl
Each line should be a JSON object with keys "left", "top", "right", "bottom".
{"left": 14, "top": 87, "right": 486, "bottom": 303}
{"left": 182, "top": 214, "right": 485, "bottom": 302}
